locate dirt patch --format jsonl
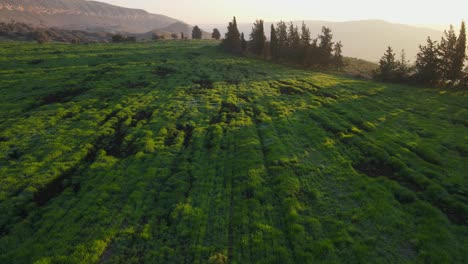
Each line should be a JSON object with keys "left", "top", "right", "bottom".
{"left": 154, "top": 65, "right": 177, "bottom": 77}
{"left": 41, "top": 87, "right": 88, "bottom": 105}
{"left": 279, "top": 85, "right": 303, "bottom": 95}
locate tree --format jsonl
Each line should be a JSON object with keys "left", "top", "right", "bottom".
{"left": 112, "top": 34, "right": 126, "bottom": 43}
{"left": 171, "top": 33, "right": 179, "bottom": 39}
{"left": 452, "top": 21, "right": 467, "bottom": 84}
{"left": 395, "top": 49, "right": 410, "bottom": 82}
{"left": 276, "top": 21, "right": 288, "bottom": 59}
{"left": 212, "top": 28, "right": 221, "bottom": 40}
{"left": 35, "top": 31, "right": 50, "bottom": 44}
{"left": 318, "top": 27, "right": 334, "bottom": 66}
{"left": 181, "top": 32, "right": 185, "bottom": 40}
{"left": 270, "top": 24, "right": 278, "bottom": 60}
{"left": 241, "top": 33, "right": 247, "bottom": 54}
{"left": 222, "top": 17, "right": 241, "bottom": 54}
{"left": 439, "top": 25, "right": 458, "bottom": 84}
{"left": 376, "top": 46, "right": 398, "bottom": 81}
{"left": 287, "top": 22, "right": 300, "bottom": 49}
{"left": 333, "top": 41, "right": 344, "bottom": 69}
{"left": 249, "top": 19, "right": 266, "bottom": 55}
{"left": 300, "top": 21, "right": 311, "bottom": 46}
{"left": 415, "top": 37, "right": 442, "bottom": 84}
{"left": 192, "top": 25, "right": 202, "bottom": 39}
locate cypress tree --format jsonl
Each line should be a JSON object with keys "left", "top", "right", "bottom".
{"left": 452, "top": 21, "right": 467, "bottom": 83}
{"left": 415, "top": 37, "right": 442, "bottom": 85}
{"left": 276, "top": 21, "right": 288, "bottom": 60}
{"left": 333, "top": 41, "right": 344, "bottom": 69}
{"left": 300, "top": 21, "right": 311, "bottom": 46}
{"left": 318, "top": 27, "right": 334, "bottom": 66}
{"left": 222, "top": 17, "right": 241, "bottom": 54}
{"left": 249, "top": 19, "right": 266, "bottom": 56}
{"left": 439, "top": 25, "right": 458, "bottom": 84}
{"left": 270, "top": 24, "right": 278, "bottom": 60}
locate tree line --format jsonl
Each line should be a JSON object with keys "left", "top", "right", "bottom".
{"left": 221, "top": 17, "right": 344, "bottom": 69}
{"left": 375, "top": 21, "right": 467, "bottom": 88}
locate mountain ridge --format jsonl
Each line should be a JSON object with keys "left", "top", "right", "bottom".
{"left": 0, "top": 0, "right": 180, "bottom": 33}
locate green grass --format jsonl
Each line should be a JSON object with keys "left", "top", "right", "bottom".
{"left": 0, "top": 40, "right": 466, "bottom": 264}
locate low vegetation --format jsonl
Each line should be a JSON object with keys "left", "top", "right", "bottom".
{"left": 0, "top": 40, "right": 466, "bottom": 263}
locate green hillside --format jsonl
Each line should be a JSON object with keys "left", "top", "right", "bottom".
{"left": 0, "top": 41, "right": 466, "bottom": 264}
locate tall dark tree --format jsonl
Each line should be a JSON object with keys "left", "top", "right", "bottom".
{"left": 452, "top": 21, "right": 467, "bottom": 83}
{"left": 287, "top": 22, "right": 300, "bottom": 48}
{"left": 241, "top": 33, "right": 247, "bottom": 54}
{"left": 181, "top": 32, "right": 185, "bottom": 40}
{"left": 270, "top": 24, "right": 278, "bottom": 60}
{"left": 192, "top": 25, "right": 202, "bottom": 39}
{"left": 212, "top": 28, "right": 221, "bottom": 40}
{"left": 377, "top": 46, "right": 398, "bottom": 81}
{"left": 395, "top": 49, "right": 410, "bottom": 82}
{"left": 300, "top": 21, "right": 311, "bottom": 46}
{"left": 318, "top": 27, "right": 334, "bottom": 66}
{"left": 415, "top": 37, "right": 442, "bottom": 84}
{"left": 249, "top": 19, "right": 266, "bottom": 55}
{"left": 276, "top": 21, "right": 288, "bottom": 59}
{"left": 333, "top": 41, "right": 344, "bottom": 69}
{"left": 439, "top": 25, "right": 458, "bottom": 84}
{"left": 222, "top": 17, "right": 241, "bottom": 54}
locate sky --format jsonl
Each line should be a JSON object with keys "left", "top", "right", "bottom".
{"left": 97, "top": 0, "right": 467, "bottom": 29}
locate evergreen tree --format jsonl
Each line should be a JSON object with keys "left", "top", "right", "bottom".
{"left": 212, "top": 28, "right": 221, "bottom": 40}
{"left": 377, "top": 46, "right": 398, "bottom": 81}
{"left": 270, "top": 24, "right": 278, "bottom": 60}
{"left": 192, "top": 26, "right": 202, "bottom": 39}
{"left": 300, "top": 21, "right": 311, "bottom": 46}
{"left": 181, "top": 32, "right": 185, "bottom": 40}
{"left": 395, "top": 49, "right": 410, "bottom": 82}
{"left": 287, "top": 22, "right": 300, "bottom": 48}
{"left": 222, "top": 17, "right": 241, "bottom": 54}
{"left": 276, "top": 21, "right": 288, "bottom": 59}
{"left": 249, "top": 19, "right": 266, "bottom": 56}
{"left": 415, "top": 37, "right": 442, "bottom": 84}
{"left": 333, "top": 41, "right": 344, "bottom": 69}
{"left": 452, "top": 21, "right": 467, "bottom": 84}
{"left": 241, "top": 33, "right": 247, "bottom": 54}
{"left": 318, "top": 27, "right": 334, "bottom": 66}
{"left": 439, "top": 25, "right": 458, "bottom": 84}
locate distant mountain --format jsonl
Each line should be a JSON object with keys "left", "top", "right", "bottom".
{"left": 0, "top": 0, "right": 180, "bottom": 33}
{"left": 202, "top": 20, "right": 443, "bottom": 62}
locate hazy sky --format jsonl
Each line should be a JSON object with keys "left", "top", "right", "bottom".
{"left": 98, "top": 0, "right": 467, "bottom": 28}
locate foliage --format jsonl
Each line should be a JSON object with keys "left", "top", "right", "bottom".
{"left": 212, "top": 28, "right": 221, "bottom": 40}
{"left": 192, "top": 26, "right": 203, "bottom": 40}
{"left": 222, "top": 17, "right": 241, "bottom": 54}
{"left": 249, "top": 19, "right": 266, "bottom": 56}
{"left": 0, "top": 40, "right": 466, "bottom": 264}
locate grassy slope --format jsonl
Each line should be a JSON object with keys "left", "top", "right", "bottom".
{"left": 0, "top": 41, "right": 466, "bottom": 264}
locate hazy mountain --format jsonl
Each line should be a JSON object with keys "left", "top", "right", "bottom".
{"left": 0, "top": 0, "right": 180, "bottom": 33}
{"left": 202, "top": 20, "right": 443, "bottom": 62}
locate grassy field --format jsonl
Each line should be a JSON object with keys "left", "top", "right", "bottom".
{"left": 0, "top": 40, "right": 466, "bottom": 264}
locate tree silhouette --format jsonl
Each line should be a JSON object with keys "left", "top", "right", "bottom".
{"left": 333, "top": 41, "right": 344, "bottom": 69}
{"left": 415, "top": 37, "right": 442, "bottom": 85}
{"left": 249, "top": 19, "right": 266, "bottom": 55}
{"left": 376, "top": 46, "right": 398, "bottom": 81}
{"left": 212, "top": 28, "right": 221, "bottom": 40}
{"left": 192, "top": 26, "right": 202, "bottom": 39}
{"left": 452, "top": 21, "right": 466, "bottom": 84}
{"left": 270, "top": 24, "right": 278, "bottom": 60}
{"left": 222, "top": 17, "right": 241, "bottom": 54}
